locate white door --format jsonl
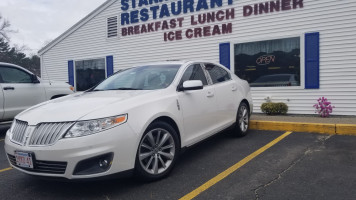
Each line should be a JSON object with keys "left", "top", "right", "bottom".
{"left": 177, "top": 64, "right": 217, "bottom": 145}
{"left": 0, "top": 66, "right": 46, "bottom": 120}
{"left": 204, "top": 63, "right": 240, "bottom": 127}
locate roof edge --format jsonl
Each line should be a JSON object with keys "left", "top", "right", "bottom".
{"left": 38, "top": 0, "right": 116, "bottom": 55}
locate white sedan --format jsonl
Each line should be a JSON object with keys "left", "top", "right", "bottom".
{"left": 4, "top": 61, "right": 253, "bottom": 180}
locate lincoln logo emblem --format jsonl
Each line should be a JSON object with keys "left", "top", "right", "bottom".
{"left": 256, "top": 55, "right": 275, "bottom": 65}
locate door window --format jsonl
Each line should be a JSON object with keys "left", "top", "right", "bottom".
{"left": 0, "top": 67, "right": 32, "bottom": 83}
{"left": 204, "top": 64, "right": 231, "bottom": 84}
{"left": 180, "top": 64, "right": 208, "bottom": 85}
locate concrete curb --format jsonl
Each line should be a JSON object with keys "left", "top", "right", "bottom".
{"left": 250, "top": 120, "right": 356, "bottom": 136}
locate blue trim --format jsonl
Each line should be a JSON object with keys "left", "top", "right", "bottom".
{"left": 219, "top": 43, "right": 230, "bottom": 69}
{"left": 106, "top": 56, "right": 114, "bottom": 77}
{"left": 68, "top": 60, "right": 74, "bottom": 86}
{"left": 305, "top": 32, "right": 320, "bottom": 89}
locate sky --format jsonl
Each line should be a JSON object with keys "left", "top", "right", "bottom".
{"left": 0, "top": 0, "right": 107, "bottom": 55}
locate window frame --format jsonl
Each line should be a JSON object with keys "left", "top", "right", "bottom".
{"left": 202, "top": 63, "right": 232, "bottom": 85}
{"left": 178, "top": 63, "right": 210, "bottom": 88}
{"left": 73, "top": 57, "right": 107, "bottom": 91}
{"left": 0, "top": 66, "right": 34, "bottom": 84}
{"left": 231, "top": 33, "right": 305, "bottom": 91}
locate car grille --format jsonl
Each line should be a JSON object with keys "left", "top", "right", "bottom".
{"left": 29, "top": 122, "right": 74, "bottom": 146}
{"left": 10, "top": 120, "right": 28, "bottom": 145}
{"left": 7, "top": 154, "right": 67, "bottom": 174}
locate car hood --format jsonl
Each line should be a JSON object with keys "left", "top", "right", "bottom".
{"left": 16, "top": 90, "right": 156, "bottom": 125}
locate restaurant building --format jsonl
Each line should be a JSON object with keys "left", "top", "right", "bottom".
{"left": 38, "top": 0, "right": 356, "bottom": 115}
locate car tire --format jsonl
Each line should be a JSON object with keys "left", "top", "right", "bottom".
{"left": 135, "top": 121, "right": 180, "bottom": 181}
{"left": 234, "top": 102, "right": 250, "bottom": 137}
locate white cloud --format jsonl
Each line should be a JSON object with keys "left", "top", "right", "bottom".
{"left": 0, "top": 0, "right": 107, "bottom": 55}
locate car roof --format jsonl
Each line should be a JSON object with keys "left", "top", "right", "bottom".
{"left": 131, "top": 60, "right": 222, "bottom": 67}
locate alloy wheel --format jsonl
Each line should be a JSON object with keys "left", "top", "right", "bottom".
{"left": 238, "top": 105, "right": 249, "bottom": 132}
{"left": 138, "top": 128, "right": 176, "bottom": 175}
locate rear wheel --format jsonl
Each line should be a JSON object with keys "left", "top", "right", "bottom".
{"left": 135, "top": 121, "right": 179, "bottom": 181}
{"left": 234, "top": 102, "right": 250, "bottom": 137}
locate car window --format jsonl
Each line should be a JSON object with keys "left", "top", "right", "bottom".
{"left": 0, "top": 66, "right": 32, "bottom": 83}
{"left": 93, "top": 65, "right": 180, "bottom": 91}
{"left": 204, "top": 64, "right": 231, "bottom": 84}
{"left": 180, "top": 64, "right": 208, "bottom": 85}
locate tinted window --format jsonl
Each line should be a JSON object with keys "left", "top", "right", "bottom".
{"left": 234, "top": 37, "right": 300, "bottom": 87}
{"left": 205, "top": 64, "right": 231, "bottom": 84}
{"left": 75, "top": 58, "right": 106, "bottom": 91}
{"left": 0, "top": 66, "right": 32, "bottom": 83}
{"left": 180, "top": 64, "right": 208, "bottom": 85}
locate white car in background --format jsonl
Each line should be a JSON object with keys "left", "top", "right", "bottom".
{"left": 0, "top": 62, "right": 74, "bottom": 122}
{"left": 4, "top": 61, "right": 253, "bottom": 180}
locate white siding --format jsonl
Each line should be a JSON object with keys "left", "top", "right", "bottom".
{"left": 41, "top": 0, "right": 356, "bottom": 115}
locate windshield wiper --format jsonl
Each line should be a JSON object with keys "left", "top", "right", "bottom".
{"left": 110, "top": 88, "right": 142, "bottom": 90}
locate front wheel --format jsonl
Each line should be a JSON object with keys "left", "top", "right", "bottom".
{"left": 135, "top": 121, "right": 179, "bottom": 181}
{"left": 234, "top": 102, "right": 250, "bottom": 137}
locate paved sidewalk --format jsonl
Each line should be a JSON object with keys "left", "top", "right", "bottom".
{"left": 251, "top": 114, "right": 356, "bottom": 124}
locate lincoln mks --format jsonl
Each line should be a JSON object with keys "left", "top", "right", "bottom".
{"left": 5, "top": 61, "right": 253, "bottom": 180}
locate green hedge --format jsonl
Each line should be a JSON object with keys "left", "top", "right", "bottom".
{"left": 261, "top": 102, "right": 288, "bottom": 115}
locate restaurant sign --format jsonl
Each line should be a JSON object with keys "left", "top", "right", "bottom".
{"left": 120, "top": 0, "right": 304, "bottom": 42}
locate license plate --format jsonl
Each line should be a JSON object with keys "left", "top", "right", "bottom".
{"left": 14, "top": 152, "right": 34, "bottom": 169}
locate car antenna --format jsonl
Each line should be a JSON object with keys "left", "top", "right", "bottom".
{"left": 41, "top": 57, "right": 52, "bottom": 85}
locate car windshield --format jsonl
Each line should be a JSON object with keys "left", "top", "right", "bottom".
{"left": 93, "top": 65, "right": 181, "bottom": 91}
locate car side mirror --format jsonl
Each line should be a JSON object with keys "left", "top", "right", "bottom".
{"left": 179, "top": 80, "right": 203, "bottom": 91}
{"left": 31, "top": 74, "right": 40, "bottom": 84}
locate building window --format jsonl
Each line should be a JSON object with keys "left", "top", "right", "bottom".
{"left": 107, "top": 16, "right": 118, "bottom": 38}
{"left": 234, "top": 37, "right": 300, "bottom": 87}
{"left": 75, "top": 58, "right": 106, "bottom": 91}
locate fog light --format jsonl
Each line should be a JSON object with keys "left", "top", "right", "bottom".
{"left": 73, "top": 153, "right": 113, "bottom": 175}
{"left": 99, "top": 159, "right": 109, "bottom": 168}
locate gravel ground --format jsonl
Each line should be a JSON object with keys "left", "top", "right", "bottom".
{"left": 251, "top": 113, "right": 356, "bottom": 124}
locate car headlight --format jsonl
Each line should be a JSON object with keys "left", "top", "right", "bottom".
{"left": 64, "top": 114, "right": 128, "bottom": 138}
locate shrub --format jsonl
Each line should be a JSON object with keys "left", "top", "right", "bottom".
{"left": 313, "top": 97, "right": 335, "bottom": 118}
{"left": 261, "top": 102, "right": 288, "bottom": 115}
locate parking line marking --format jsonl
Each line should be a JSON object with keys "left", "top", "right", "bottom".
{"left": 0, "top": 167, "right": 12, "bottom": 173}
{"left": 179, "top": 131, "right": 293, "bottom": 200}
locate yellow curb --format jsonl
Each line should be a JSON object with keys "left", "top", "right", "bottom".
{"left": 250, "top": 120, "right": 336, "bottom": 134}
{"left": 336, "top": 124, "right": 356, "bottom": 136}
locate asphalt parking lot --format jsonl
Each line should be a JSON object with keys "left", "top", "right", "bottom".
{"left": 1, "top": 125, "right": 355, "bottom": 200}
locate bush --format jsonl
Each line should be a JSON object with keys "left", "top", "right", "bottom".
{"left": 313, "top": 97, "right": 335, "bottom": 118}
{"left": 261, "top": 102, "right": 288, "bottom": 115}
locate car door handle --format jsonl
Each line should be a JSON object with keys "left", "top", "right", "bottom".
{"left": 207, "top": 91, "right": 214, "bottom": 97}
{"left": 3, "top": 87, "right": 15, "bottom": 90}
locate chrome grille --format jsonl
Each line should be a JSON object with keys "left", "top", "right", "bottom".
{"left": 10, "top": 120, "right": 28, "bottom": 145}
{"left": 29, "top": 122, "right": 74, "bottom": 146}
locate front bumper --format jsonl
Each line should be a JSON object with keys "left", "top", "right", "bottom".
{"left": 4, "top": 123, "right": 139, "bottom": 179}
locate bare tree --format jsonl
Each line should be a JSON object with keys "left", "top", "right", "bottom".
{"left": 0, "top": 14, "right": 17, "bottom": 41}
{"left": 13, "top": 43, "right": 30, "bottom": 53}
{"left": 41, "top": 39, "right": 53, "bottom": 49}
